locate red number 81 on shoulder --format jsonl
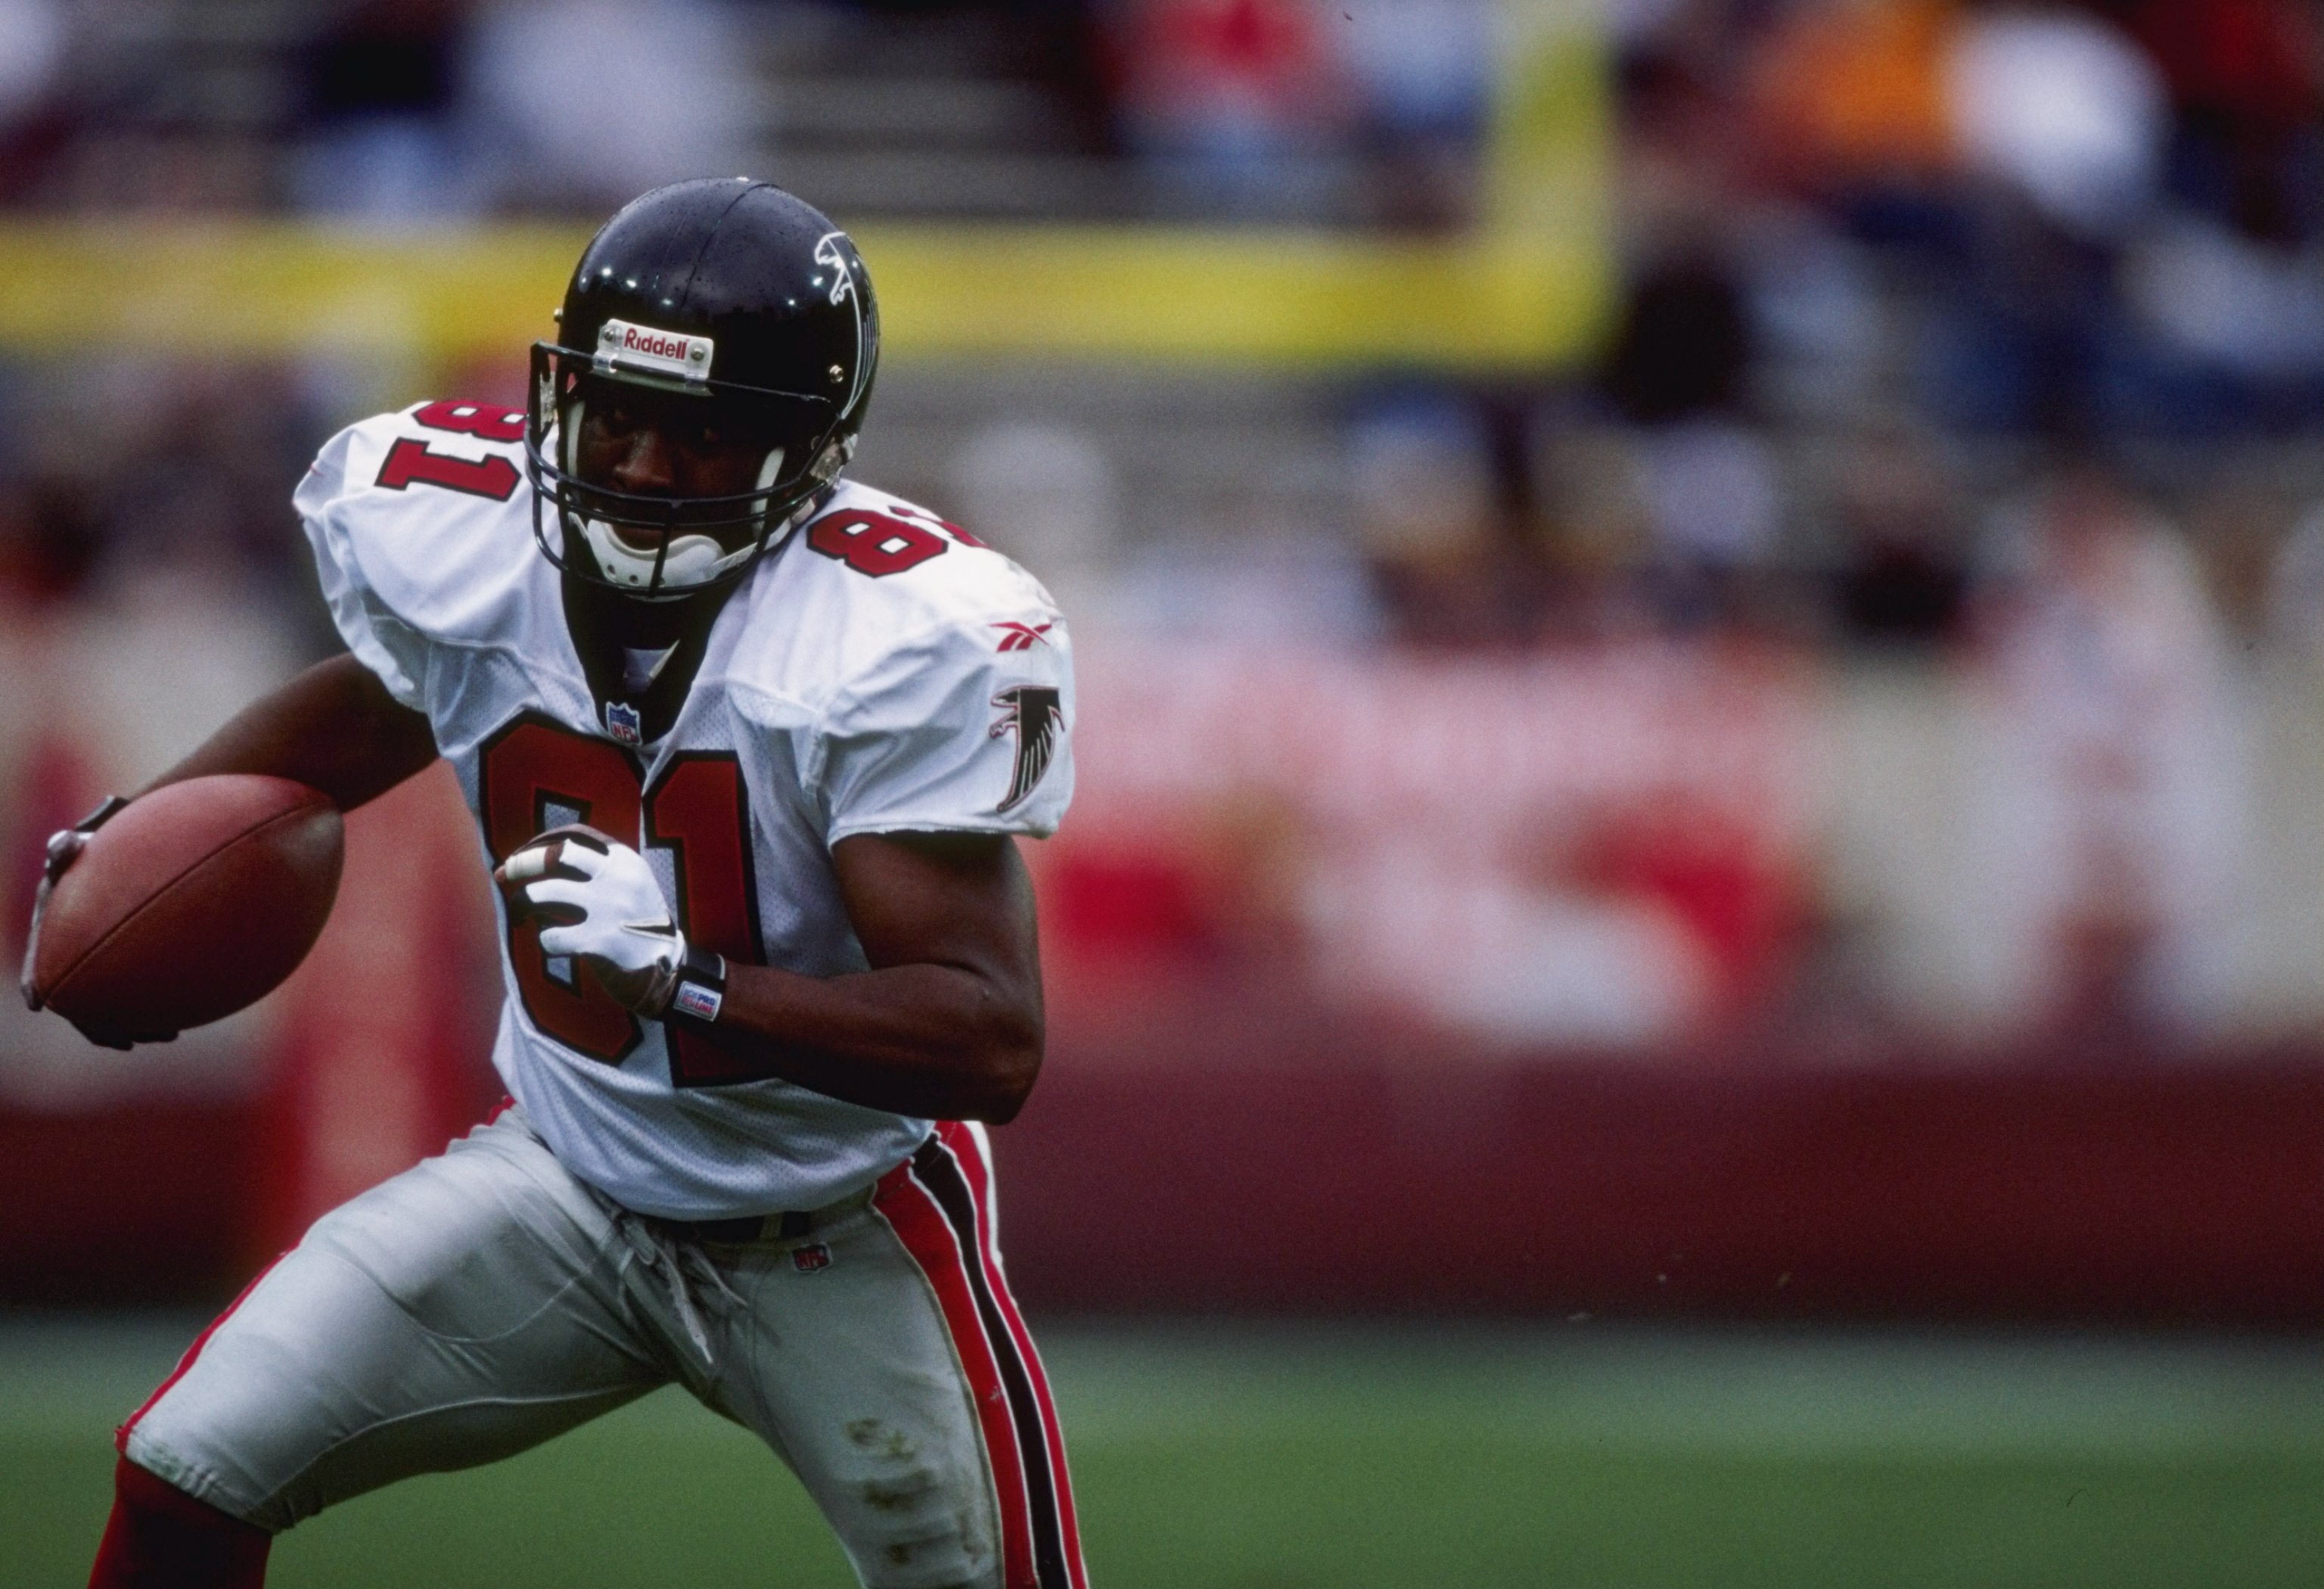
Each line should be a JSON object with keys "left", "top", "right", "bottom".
{"left": 374, "top": 401, "right": 526, "bottom": 501}
{"left": 808, "top": 506, "right": 985, "bottom": 577}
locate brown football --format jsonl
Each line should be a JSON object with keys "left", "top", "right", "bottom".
{"left": 30, "top": 774, "right": 344, "bottom": 1040}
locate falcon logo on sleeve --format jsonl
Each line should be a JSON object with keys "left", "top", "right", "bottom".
{"left": 989, "top": 686, "right": 1064, "bottom": 813}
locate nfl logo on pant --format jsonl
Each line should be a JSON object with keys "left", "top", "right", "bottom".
{"left": 792, "top": 1242, "right": 831, "bottom": 1274}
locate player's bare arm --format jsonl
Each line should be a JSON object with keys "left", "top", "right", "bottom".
{"left": 137, "top": 652, "right": 439, "bottom": 810}
{"left": 699, "top": 830, "right": 1044, "bottom": 1121}
{"left": 498, "top": 829, "right": 1043, "bottom": 1122}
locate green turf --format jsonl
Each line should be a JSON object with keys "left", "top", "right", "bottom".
{"left": 4, "top": 1319, "right": 2321, "bottom": 1587}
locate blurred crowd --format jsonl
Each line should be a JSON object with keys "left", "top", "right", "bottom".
{"left": 0, "top": 0, "right": 1493, "bottom": 223}
{"left": 5, "top": 0, "right": 2324, "bottom": 1062}
{"left": 1344, "top": 0, "right": 2324, "bottom": 651}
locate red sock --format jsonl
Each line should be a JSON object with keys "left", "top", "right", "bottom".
{"left": 88, "top": 1457, "right": 270, "bottom": 1589}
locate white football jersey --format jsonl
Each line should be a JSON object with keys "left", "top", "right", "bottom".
{"left": 296, "top": 400, "right": 1073, "bottom": 1219}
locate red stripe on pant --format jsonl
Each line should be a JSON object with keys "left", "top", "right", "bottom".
{"left": 936, "top": 1122, "right": 1089, "bottom": 1589}
{"left": 875, "top": 1150, "right": 1042, "bottom": 1589}
{"left": 116, "top": 1252, "right": 290, "bottom": 1455}
{"left": 898, "top": 1127, "right": 1082, "bottom": 1589}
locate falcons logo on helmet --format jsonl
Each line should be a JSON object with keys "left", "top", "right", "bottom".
{"left": 989, "top": 686, "right": 1064, "bottom": 813}
{"left": 815, "top": 230, "right": 872, "bottom": 419}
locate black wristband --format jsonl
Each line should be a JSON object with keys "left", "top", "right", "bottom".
{"left": 665, "top": 944, "right": 728, "bottom": 1027}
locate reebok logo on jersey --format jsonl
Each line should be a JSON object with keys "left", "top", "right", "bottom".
{"left": 989, "top": 686, "right": 1063, "bottom": 813}
{"left": 992, "top": 622, "right": 1053, "bottom": 653}
{"left": 595, "top": 319, "right": 714, "bottom": 383}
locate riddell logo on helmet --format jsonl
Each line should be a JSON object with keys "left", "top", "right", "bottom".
{"left": 595, "top": 319, "right": 714, "bottom": 382}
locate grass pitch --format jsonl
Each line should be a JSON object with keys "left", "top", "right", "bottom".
{"left": 3, "top": 1317, "right": 2320, "bottom": 1587}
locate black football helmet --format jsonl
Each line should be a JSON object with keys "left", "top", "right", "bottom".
{"left": 527, "top": 179, "right": 880, "bottom": 599}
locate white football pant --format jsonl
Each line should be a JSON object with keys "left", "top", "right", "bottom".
{"left": 117, "top": 1109, "right": 1087, "bottom": 1589}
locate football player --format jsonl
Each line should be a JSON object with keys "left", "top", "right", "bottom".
{"left": 41, "top": 180, "right": 1085, "bottom": 1589}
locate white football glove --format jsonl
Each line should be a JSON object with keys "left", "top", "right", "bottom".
{"left": 496, "top": 826, "right": 683, "bottom": 1016}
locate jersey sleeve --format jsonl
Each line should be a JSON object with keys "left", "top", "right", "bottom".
{"left": 294, "top": 422, "right": 430, "bottom": 711}
{"left": 812, "top": 614, "right": 1074, "bottom": 842}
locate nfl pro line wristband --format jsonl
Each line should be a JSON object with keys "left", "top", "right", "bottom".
{"left": 666, "top": 943, "right": 728, "bottom": 1026}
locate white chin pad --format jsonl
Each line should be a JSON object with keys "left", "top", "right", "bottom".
{"left": 579, "top": 518, "right": 757, "bottom": 592}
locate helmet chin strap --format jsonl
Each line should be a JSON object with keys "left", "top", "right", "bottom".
{"left": 752, "top": 443, "right": 797, "bottom": 547}
{"left": 578, "top": 519, "right": 759, "bottom": 592}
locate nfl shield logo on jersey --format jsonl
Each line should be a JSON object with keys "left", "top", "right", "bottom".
{"left": 604, "top": 700, "right": 643, "bottom": 746}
